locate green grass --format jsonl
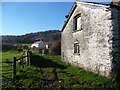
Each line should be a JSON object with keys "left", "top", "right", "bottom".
{"left": 2, "top": 51, "right": 23, "bottom": 79}
{"left": 71, "top": 84, "right": 88, "bottom": 89}
{"left": 64, "top": 65, "right": 119, "bottom": 88}
{"left": 57, "top": 72, "right": 76, "bottom": 85}
{"left": 2, "top": 52, "right": 120, "bottom": 89}
{"left": 2, "top": 51, "right": 23, "bottom": 62}
{"left": 4, "top": 66, "right": 43, "bottom": 88}
{"left": 13, "top": 43, "right": 32, "bottom": 47}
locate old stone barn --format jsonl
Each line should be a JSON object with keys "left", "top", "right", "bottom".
{"left": 61, "top": 1, "right": 120, "bottom": 79}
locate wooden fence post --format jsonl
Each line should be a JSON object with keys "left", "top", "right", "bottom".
{"left": 25, "top": 51, "right": 28, "bottom": 66}
{"left": 21, "top": 56, "right": 24, "bottom": 68}
{"left": 28, "top": 51, "right": 32, "bottom": 66}
{"left": 28, "top": 54, "right": 30, "bottom": 66}
{"left": 26, "top": 51, "right": 32, "bottom": 66}
{"left": 13, "top": 57, "right": 16, "bottom": 76}
{"left": 27, "top": 51, "right": 29, "bottom": 66}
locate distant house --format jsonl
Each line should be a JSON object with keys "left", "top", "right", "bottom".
{"left": 45, "top": 44, "right": 52, "bottom": 49}
{"left": 61, "top": 0, "right": 120, "bottom": 79}
{"left": 31, "top": 41, "right": 46, "bottom": 49}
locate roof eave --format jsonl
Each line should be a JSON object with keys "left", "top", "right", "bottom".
{"left": 61, "top": 1, "right": 120, "bottom": 32}
{"left": 62, "top": 2, "right": 77, "bottom": 31}
{"left": 61, "top": 1, "right": 111, "bottom": 32}
{"left": 77, "top": 1, "right": 111, "bottom": 6}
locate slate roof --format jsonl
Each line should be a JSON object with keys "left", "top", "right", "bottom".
{"left": 33, "top": 41, "right": 44, "bottom": 44}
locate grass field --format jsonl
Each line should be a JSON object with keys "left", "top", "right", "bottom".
{"left": 2, "top": 51, "right": 23, "bottom": 62}
{"left": 15, "top": 43, "right": 32, "bottom": 47}
{"left": 2, "top": 51, "right": 120, "bottom": 89}
{"left": 1, "top": 51, "right": 23, "bottom": 79}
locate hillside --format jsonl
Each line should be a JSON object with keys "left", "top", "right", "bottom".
{"left": 2, "top": 30, "right": 61, "bottom": 44}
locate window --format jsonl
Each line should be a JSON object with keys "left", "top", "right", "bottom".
{"left": 73, "top": 14, "right": 81, "bottom": 30}
{"left": 74, "top": 43, "right": 80, "bottom": 54}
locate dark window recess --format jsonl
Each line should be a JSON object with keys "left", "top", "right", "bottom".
{"left": 73, "top": 14, "right": 81, "bottom": 30}
{"left": 74, "top": 43, "right": 80, "bottom": 53}
{"left": 73, "top": 17, "right": 77, "bottom": 30}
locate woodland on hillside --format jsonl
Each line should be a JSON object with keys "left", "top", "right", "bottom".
{"left": 2, "top": 30, "right": 61, "bottom": 44}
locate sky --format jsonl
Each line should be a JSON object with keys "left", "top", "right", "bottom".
{"left": 2, "top": 2, "right": 74, "bottom": 35}
{"left": 2, "top": 1, "right": 111, "bottom": 35}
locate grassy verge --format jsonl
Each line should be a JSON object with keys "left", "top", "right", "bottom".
{"left": 2, "top": 52, "right": 120, "bottom": 89}
{"left": 64, "top": 66, "right": 120, "bottom": 88}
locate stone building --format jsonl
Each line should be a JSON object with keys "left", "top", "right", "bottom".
{"left": 61, "top": 1, "right": 120, "bottom": 79}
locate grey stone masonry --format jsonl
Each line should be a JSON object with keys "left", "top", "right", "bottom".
{"left": 61, "top": 1, "right": 120, "bottom": 80}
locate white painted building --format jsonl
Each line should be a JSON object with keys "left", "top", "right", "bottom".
{"left": 31, "top": 41, "right": 46, "bottom": 48}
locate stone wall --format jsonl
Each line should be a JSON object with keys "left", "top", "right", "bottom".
{"left": 110, "top": 7, "right": 120, "bottom": 80}
{"left": 61, "top": 1, "right": 120, "bottom": 78}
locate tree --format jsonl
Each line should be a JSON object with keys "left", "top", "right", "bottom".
{"left": 50, "top": 41, "right": 61, "bottom": 55}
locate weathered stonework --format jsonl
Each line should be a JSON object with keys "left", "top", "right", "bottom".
{"left": 61, "top": 1, "right": 120, "bottom": 79}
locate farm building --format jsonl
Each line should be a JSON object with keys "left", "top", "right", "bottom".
{"left": 31, "top": 41, "right": 46, "bottom": 49}
{"left": 61, "top": 0, "right": 120, "bottom": 80}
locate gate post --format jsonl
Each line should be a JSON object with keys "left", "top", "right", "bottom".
{"left": 13, "top": 57, "right": 16, "bottom": 76}
{"left": 21, "top": 56, "right": 24, "bottom": 68}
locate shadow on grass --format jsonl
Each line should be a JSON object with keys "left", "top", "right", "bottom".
{"left": 30, "top": 55, "right": 67, "bottom": 69}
